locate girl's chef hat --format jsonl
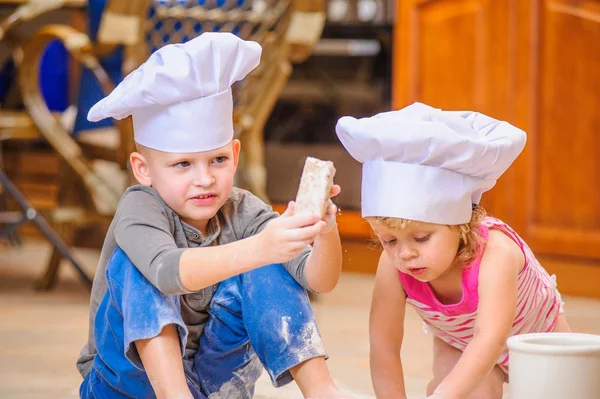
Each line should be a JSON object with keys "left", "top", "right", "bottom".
{"left": 336, "top": 102, "right": 526, "bottom": 224}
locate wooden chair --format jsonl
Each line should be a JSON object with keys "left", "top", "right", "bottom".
{"left": 12, "top": 0, "right": 325, "bottom": 289}
{"left": 0, "top": 0, "right": 95, "bottom": 289}
{"left": 0, "top": 161, "right": 93, "bottom": 289}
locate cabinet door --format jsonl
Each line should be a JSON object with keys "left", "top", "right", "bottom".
{"left": 516, "top": 0, "right": 600, "bottom": 259}
{"left": 392, "top": 0, "right": 520, "bottom": 223}
{"left": 392, "top": 0, "right": 600, "bottom": 297}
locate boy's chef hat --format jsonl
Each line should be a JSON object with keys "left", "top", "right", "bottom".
{"left": 335, "top": 102, "right": 527, "bottom": 225}
{"left": 88, "top": 32, "right": 262, "bottom": 153}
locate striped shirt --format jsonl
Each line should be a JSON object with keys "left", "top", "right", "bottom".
{"left": 399, "top": 217, "right": 563, "bottom": 373}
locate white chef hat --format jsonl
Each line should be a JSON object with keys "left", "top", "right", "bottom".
{"left": 335, "top": 102, "right": 527, "bottom": 225}
{"left": 87, "top": 32, "right": 262, "bottom": 153}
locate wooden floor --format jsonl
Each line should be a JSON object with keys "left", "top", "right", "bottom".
{"left": 1, "top": 239, "right": 600, "bottom": 399}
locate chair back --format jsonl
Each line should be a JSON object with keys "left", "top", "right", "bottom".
{"left": 18, "top": 0, "right": 324, "bottom": 214}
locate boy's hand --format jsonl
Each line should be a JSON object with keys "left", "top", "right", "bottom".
{"left": 319, "top": 184, "right": 341, "bottom": 235}
{"left": 259, "top": 201, "right": 325, "bottom": 264}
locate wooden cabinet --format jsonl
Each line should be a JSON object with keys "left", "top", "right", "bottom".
{"left": 393, "top": 0, "right": 518, "bottom": 222}
{"left": 524, "top": 0, "right": 600, "bottom": 259}
{"left": 393, "top": 0, "right": 600, "bottom": 297}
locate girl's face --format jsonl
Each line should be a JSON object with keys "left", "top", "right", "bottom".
{"left": 369, "top": 220, "right": 461, "bottom": 282}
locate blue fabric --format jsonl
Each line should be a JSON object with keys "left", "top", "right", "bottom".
{"left": 72, "top": 0, "right": 123, "bottom": 135}
{"left": 40, "top": 41, "right": 69, "bottom": 112}
{"left": 80, "top": 247, "right": 326, "bottom": 398}
{"left": 0, "top": 43, "right": 69, "bottom": 111}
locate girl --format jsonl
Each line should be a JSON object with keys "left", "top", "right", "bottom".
{"left": 336, "top": 102, "right": 569, "bottom": 399}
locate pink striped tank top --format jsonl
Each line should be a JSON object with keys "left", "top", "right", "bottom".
{"left": 399, "top": 217, "right": 564, "bottom": 373}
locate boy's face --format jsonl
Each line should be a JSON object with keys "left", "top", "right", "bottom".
{"left": 369, "top": 220, "right": 461, "bottom": 282}
{"left": 131, "top": 140, "right": 241, "bottom": 233}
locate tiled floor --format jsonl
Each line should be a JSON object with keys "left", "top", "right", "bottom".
{"left": 2, "top": 240, "right": 600, "bottom": 399}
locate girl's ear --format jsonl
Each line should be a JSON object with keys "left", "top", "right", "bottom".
{"left": 130, "top": 152, "right": 152, "bottom": 186}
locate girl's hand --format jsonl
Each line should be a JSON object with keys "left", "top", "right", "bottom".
{"left": 319, "top": 184, "right": 341, "bottom": 235}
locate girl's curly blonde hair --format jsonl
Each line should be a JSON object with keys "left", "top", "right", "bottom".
{"left": 366, "top": 206, "right": 488, "bottom": 268}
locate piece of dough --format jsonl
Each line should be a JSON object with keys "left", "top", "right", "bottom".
{"left": 294, "top": 157, "right": 336, "bottom": 219}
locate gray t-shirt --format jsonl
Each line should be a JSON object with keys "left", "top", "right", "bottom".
{"left": 77, "top": 185, "right": 311, "bottom": 378}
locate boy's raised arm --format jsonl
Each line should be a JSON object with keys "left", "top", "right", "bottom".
{"left": 179, "top": 204, "right": 324, "bottom": 291}
{"left": 302, "top": 200, "right": 343, "bottom": 293}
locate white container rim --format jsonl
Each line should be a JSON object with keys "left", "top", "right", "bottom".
{"left": 507, "top": 333, "right": 600, "bottom": 356}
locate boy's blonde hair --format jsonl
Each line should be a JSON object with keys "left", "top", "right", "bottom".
{"left": 367, "top": 206, "right": 488, "bottom": 268}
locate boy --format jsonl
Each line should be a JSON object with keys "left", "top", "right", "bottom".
{"left": 77, "top": 32, "right": 354, "bottom": 399}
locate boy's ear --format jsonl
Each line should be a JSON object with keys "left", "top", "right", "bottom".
{"left": 232, "top": 139, "right": 241, "bottom": 170}
{"left": 129, "top": 152, "right": 152, "bottom": 186}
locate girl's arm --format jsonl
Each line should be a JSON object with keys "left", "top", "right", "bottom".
{"left": 370, "top": 251, "right": 409, "bottom": 399}
{"left": 431, "top": 229, "right": 524, "bottom": 399}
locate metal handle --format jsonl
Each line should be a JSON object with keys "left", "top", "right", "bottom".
{"left": 312, "top": 38, "right": 381, "bottom": 56}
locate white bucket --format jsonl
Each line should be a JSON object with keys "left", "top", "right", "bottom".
{"left": 507, "top": 333, "right": 600, "bottom": 399}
